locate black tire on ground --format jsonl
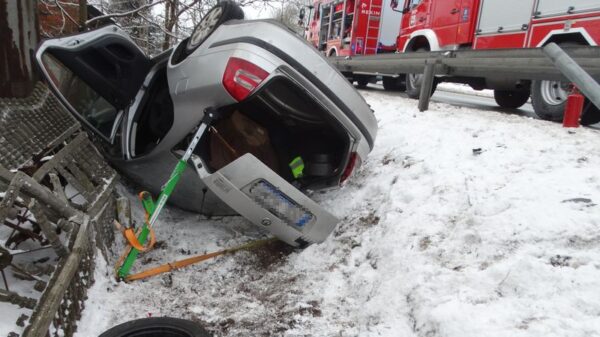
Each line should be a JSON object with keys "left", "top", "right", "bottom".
{"left": 529, "top": 41, "right": 600, "bottom": 125}
{"left": 404, "top": 48, "right": 437, "bottom": 99}
{"left": 405, "top": 72, "right": 438, "bottom": 99}
{"left": 531, "top": 80, "right": 600, "bottom": 125}
{"left": 580, "top": 101, "right": 600, "bottom": 126}
{"left": 493, "top": 90, "right": 530, "bottom": 109}
{"left": 99, "top": 317, "right": 212, "bottom": 337}
{"left": 530, "top": 79, "right": 568, "bottom": 122}
{"left": 382, "top": 76, "right": 407, "bottom": 92}
{"left": 356, "top": 76, "right": 370, "bottom": 89}
{"left": 185, "top": 1, "right": 244, "bottom": 54}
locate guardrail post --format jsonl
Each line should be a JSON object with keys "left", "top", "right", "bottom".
{"left": 418, "top": 60, "right": 436, "bottom": 112}
{"left": 543, "top": 43, "right": 600, "bottom": 111}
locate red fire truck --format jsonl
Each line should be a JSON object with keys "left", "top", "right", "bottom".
{"left": 306, "top": 0, "right": 402, "bottom": 57}
{"left": 393, "top": 0, "right": 600, "bottom": 124}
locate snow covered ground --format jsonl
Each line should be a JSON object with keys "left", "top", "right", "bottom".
{"left": 76, "top": 89, "right": 600, "bottom": 337}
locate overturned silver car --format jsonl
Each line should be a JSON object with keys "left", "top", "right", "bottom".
{"left": 35, "top": 2, "right": 377, "bottom": 246}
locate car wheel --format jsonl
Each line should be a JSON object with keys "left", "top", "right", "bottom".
{"left": 185, "top": 1, "right": 244, "bottom": 54}
{"left": 99, "top": 317, "right": 211, "bottom": 337}
{"left": 493, "top": 90, "right": 530, "bottom": 109}
{"left": 382, "top": 76, "right": 406, "bottom": 92}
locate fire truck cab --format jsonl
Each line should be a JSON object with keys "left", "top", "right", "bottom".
{"left": 306, "top": 0, "right": 403, "bottom": 89}
{"left": 307, "top": 0, "right": 401, "bottom": 57}
{"left": 394, "top": 0, "right": 600, "bottom": 124}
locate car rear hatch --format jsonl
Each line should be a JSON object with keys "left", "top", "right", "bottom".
{"left": 183, "top": 74, "right": 348, "bottom": 245}
{"left": 197, "top": 153, "right": 338, "bottom": 246}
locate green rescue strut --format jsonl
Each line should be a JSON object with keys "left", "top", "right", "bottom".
{"left": 117, "top": 109, "right": 220, "bottom": 279}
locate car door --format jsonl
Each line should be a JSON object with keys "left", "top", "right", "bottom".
{"left": 35, "top": 25, "right": 152, "bottom": 148}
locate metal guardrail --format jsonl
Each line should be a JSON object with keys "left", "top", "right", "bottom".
{"left": 332, "top": 46, "right": 600, "bottom": 82}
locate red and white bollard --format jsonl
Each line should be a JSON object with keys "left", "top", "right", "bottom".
{"left": 563, "top": 86, "right": 584, "bottom": 128}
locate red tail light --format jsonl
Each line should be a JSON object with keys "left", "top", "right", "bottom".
{"left": 340, "top": 152, "right": 360, "bottom": 185}
{"left": 222, "top": 57, "right": 269, "bottom": 101}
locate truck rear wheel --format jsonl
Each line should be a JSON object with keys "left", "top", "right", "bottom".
{"left": 531, "top": 80, "right": 600, "bottom": 125}
{"left": 493, "top": 90, "right": 530, "bottom": 109}
{"left": 383, "top": 76, "right": 406, "bottom": 92}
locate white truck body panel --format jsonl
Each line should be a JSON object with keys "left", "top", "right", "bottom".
{"left": 477, "top": 0, "right": 536, "bottom": 34}
{"left": 536, "top": 0, "right": 600, "bottom": 17}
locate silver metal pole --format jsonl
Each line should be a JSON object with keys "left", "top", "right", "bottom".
{"left": 418, "top": 60, "right": 436, "bottom": 112}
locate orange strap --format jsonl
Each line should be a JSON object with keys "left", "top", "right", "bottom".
{"left": 124, "top": 238, "right": 277, "bottom": 282}
{"left": 114, "top": 220, "right": 157, "bottom": 252}
{"left": 123, "top": 226, "right": 156, "bottom": 252}
{"left": 125, "top": 250, "right": 226, "bottom": 282}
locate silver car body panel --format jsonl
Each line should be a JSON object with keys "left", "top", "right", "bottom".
{"left": 34, "top": 20, "right": 377, "bottom": 242}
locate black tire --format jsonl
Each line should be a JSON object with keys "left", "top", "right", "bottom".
{"left": 382, "top": 76, "right": 406, "bottom": 92}
{"left": 530, "top": 41, "right": 600, "bottom": 125}
{"left": 580, "top": 101, "right": 600, "bottom": 125}
{"left": 531, "top": 80, "right": 600, "bottom": 125}
{"left": 185, "top": 1, "right": 244, "bottom": 54}
{"left": 405, "top": 47, "right": 436, "bottom": 99}
{"left": 530, "top": 79, "right": 569, "bottom": 122}
{"left": 356, "top": 76, "right": 370, "bottom": 89}
{"left": 99, "top": 317, "right": 211, "bottom": 337}
{"left": 493, "top": 90, "right": 530, "bottom": 109}
{"left": 405, "top": 72, "right": 438, "bottom": 99}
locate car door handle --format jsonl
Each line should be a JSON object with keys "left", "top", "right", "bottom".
{"left": 450, "top": 8, "right": 459, "bottom": 14}
{"left": 419, "top": 17, "right": 426, "bottom": 22}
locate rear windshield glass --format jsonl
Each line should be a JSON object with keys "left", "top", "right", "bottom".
{"left": 42, "top": 53, "right": 118, "bottom": 139}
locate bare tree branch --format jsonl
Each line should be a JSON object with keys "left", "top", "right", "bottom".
{"left": 85, "top": 0, "right": 166, "bottom": 25}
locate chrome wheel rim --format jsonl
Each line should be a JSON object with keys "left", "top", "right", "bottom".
{"left": 540, "top": 80, "right": 569, "bottom": 106}
{"left": 189, "top": 7, "right": 223, "bottom": 49}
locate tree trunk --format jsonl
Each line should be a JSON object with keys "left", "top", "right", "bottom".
{"left": 0, "top": 0, "right": 39, "bottom": 98}
{"left": 79, "top": 0, "right": 88, "bottom": 31}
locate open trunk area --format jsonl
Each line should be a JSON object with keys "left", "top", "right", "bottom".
{"left": 196, "top": 76, "right": 351, "bottom": 189}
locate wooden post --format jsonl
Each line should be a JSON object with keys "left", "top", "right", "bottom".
{"left": 0, "top": 0, "right": 39, "bottom": 98}
{"left": 79, "top": 0, "right": 88, "bottom": 31}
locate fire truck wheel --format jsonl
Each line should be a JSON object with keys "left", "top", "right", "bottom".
{"left": 531, "top": 80, "right": 600, "bottom": 125}
{"left": 99, "top": 317, "right": 211, "bottom": 337}
{"left": 382, "top": 76, "right": 406, "bottom": 92}
{"left": 405, "top": 73, "right": 437, "bottom": 99}
{"left": 185, "top": 1, "right": 244, "bottom": 54}
{"left": 356, "top": 76, "right": 370, "bottom": 89}
{"left": 580, "top": 101, "right": 600, "bottom": 125}
{"left": 493, "top": 90, "right": 530, "bottom": 109}
{"left": 531, "top": 79, "right": 569, "bottom": 122}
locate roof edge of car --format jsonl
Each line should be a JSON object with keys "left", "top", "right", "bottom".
{"left": 209, "top": 36, "right": 375, "bottom": 150}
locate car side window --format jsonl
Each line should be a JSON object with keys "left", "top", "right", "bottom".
{"left": 42, "top": 53, "right": 120, "bottom": 141}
